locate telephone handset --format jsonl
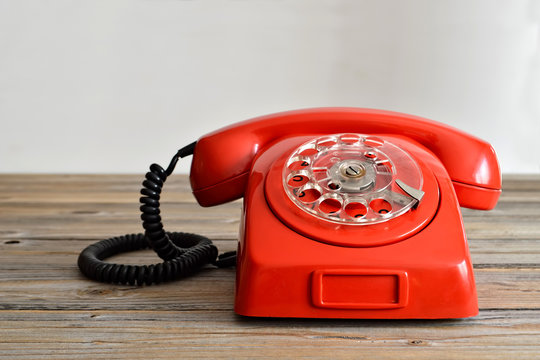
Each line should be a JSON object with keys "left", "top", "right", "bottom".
{"left": 78, "top": 108, "right": 501, "bottom": 319}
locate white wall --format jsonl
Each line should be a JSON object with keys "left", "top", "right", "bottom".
{"left": 1, "top": 0, "right": 539, "bottom": 174}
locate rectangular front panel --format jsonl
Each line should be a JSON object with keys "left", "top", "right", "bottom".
{"left": 312, "top": 270, "right": 409, "bottom": 309}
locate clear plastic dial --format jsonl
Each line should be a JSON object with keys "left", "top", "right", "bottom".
{"left": 283, "top": 134, "right": 423, "bottom": 225}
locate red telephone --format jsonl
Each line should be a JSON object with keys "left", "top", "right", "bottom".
{"left": 79, "top": 107, "right": 501, "bottom": 319}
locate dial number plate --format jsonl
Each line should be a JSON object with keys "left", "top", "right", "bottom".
{"left": 282, "top": 134, "right": 424, "bottom": 225}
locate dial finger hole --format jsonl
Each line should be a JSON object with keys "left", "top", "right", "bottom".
{"left": 327, "top": 181, "right": 341, "bottom": 190}
{"left": 370, "top": 199, "right": 392, "bottom": 215}
{"left": 317, "top": 136, "right": 338, "bottom": 149}
{"left": 288, "top": 161, "right": 310, "bottom": 170}
{"left": 299, "top": 148, "right": 318, "bottom": 156}
{"left": 297, "top": 188, "right": 321, "bottom": 203}
{"left": 345, "top": 202, "right": 368, "bottom": 219}
{"left": 287, "top": 172, "right": 309, "bottom": 187}
{"left": 339, "top": 134, "right": 360, "bottom": 145}
{"left": 287, "top": 155, "right": 310, "bottom": 171}
{"left": 364, "top": 136, "right": 384, "bottom": 147}
{"left": 364, "top": 151, "right": 377, "bottom": 160}
{"left": 318, "top": 141, "right": 337, "bottom": 148}
{"left": 319, "top": 198, "right": 342, "bottom": 214}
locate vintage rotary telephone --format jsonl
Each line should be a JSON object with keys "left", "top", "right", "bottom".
{"left": 78, "top": 108, "right": 501, "bottom": 319}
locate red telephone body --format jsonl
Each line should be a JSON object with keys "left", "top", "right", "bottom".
{"left": 189, "top": 108, "right": 501, "bottom": 319}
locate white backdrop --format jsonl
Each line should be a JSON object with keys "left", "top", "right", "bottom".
{"left": 1, "top": 0, "right": 539, "bottom": 174}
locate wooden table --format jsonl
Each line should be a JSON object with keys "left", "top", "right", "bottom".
{"left": 0, "top": 174, "right": 539, "bottom": 359}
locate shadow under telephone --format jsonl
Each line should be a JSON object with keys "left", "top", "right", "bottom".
{"left": 78, "top": 107, "right": 501, "bottom": 319}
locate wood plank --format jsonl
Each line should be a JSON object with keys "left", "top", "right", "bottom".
{"left": 2, "top": 174, "right": 539, "bottom": 241}
{"left": 0, "top": 262, "right": 538, "bottom": 311}
{"left": 2, "top": 237, "right": 538, "bottom": 266}
{"left": 502, "top": 174, "right": 540, "bottom": 190}
{"left": 1, "top": 240, "right": 539, "bottom": 312}
{"left": 469, "top": 239, "right": 540, "bottom": 265}
{"left": 0, "top": 201, "right": 242, "bottom": 240}
{"left": 1, "top": 198, "right": 539, "bottom": 240}
{"left": 0, "top": 174, "right": 195, "bottom": 203}
{"left": 0, "top": 310, "right": 539, "bottom": 359}
{"left": 0, "top": 174, "right": 539, "bottom": 203}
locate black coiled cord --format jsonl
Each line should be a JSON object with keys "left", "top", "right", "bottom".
{"left": 77, "top": 142, "right": 236, "bottom": 286}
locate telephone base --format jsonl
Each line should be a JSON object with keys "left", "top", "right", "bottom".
{"left": 234, "top": 220, "right": 478, "bottom": 319}
{"left": 233, "top": 135, "right": 478, "bottom": 319}
{"left": 235, "top": 261, "right": 478, "bottom": 319}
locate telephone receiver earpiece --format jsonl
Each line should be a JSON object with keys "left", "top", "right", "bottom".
{"left": 190, "top": 108, "right": 501, "bottom": 210}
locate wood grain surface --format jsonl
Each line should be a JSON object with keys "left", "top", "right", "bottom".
{"left": 0, "top": 174, "right": 539, "bottom": 359}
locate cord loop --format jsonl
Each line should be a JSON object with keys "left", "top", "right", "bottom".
{"left": 77, "top": 144, "right": 235, "bottom": 285}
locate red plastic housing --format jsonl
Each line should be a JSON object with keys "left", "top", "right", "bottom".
{"left": 190, "top": 108, "right": 501, "bottom": 209}
{"left": 235, "top": 135, "right": 478, "bottom": 319}
{"left": 186, "top": 108, "right": 501, "bottom": 319}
